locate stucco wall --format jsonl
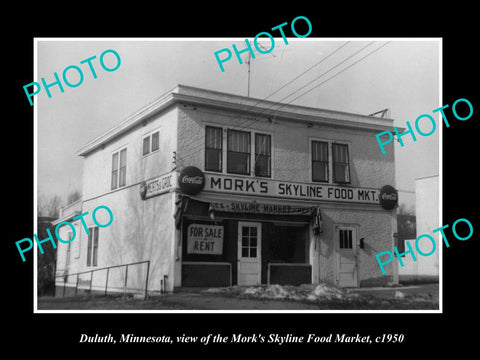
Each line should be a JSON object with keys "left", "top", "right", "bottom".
{"left": 82, "top": 106, "right": 178, "bottom": 200}
{"left": 177, "top": 105, "right": 394, "bottom": 187}
{"left": 318, "top": 206, "right": 395, "bottom": 286}
{"left": 66, "top": 106, "right": 179, "bottom": 293}
{"left": 177, "top": 104, "right": 397, "bottom": 286}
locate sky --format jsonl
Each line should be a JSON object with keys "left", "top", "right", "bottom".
{"left": 36, "top": 38, "right": 440, "bottom": 212}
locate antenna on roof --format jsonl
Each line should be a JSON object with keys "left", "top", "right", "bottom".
{"left": 368, "top": 108, "right": 390, "bottom": 118}
{"left": 245, "top": 42, "right": 276, "bottom": 97}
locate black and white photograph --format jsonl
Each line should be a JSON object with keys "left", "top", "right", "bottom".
{"left": 7, "top": 8, "right": 479, "bottom": 354}
{"left": 34, "top": 38, "right": 440, "bottom": 312}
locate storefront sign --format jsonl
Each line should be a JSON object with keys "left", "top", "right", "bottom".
{"left": 204, "top": 174, "right": 380, "bottom": 204}
{"left": 187, "top": 224, "right": 223, "bottom": 255}
{"left": 179, "top": 166, "right": 206, "bottom": 195}
{"left": 140, "top": 172, "right": 176, "bottom": 200}
{"left": 379, "top": 185, "right": 398, "bottom": 210}
{"left": 209, "top": 201, "right": 313, "bottom": 216}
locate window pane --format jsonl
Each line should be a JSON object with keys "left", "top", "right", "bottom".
{"left": 205, "top": 127, "right": 222, "bottom": 172}
{"left": 255, "top": 134, "right": 271, "bottom": 155}
{"left": 119, "top": 167, "right": 126, "bottom": 187}
{"left": 242, "top": 247, "right": 249, "bottom": 257}
{"left": 227, "top": 130, "right": 250, "bottom": 174}
{"left": 334, "top": 144, "right": 347, "bottom": 163}
{"left": 242, "top": 236, "right": 249, "bottom": 247}
{"left": 255, "top": 155, "right": 271, "bottom": 177}
{"left": 255, "top": 134, "right": 271, "bottom": 177}
{"left": 227, "top": 152, "right": 250, "bottom": 174}
{"left": 312, "top": 141, "right": 328, "bottom": 161}
{"left": 93, "top": 227, "right": 99, "bottom": 266}
{"left": 142, "top": 136, "right": 150, "bottom": 155}
{"left": 151, "top": 132, "right": 159, "bottom": 151}
{"left": 340, "top": 230, "right": 353, "bottom": 249}
{"left": 111, "top": 170, "right": 118, "bottom": 190}
{"left": 312, "top": 162, "right": 328, "bottom": 182}
{"left": 333, "top": 144, "right": 349, "bottom": 183}
{"left": 250, "top": 227, "right": 257, "bottom": 236}
{"left": 119, "top": 149, "right": 127, "bottom": 187}
{"left": 334, "top": 163, "right": 349, "bottom": 183}
{"left": 242, "top": 227, "right": 249, "bottom": 237}
{"left": 250, "top": 237, "right": 257, "bottom": 247}
{"left": 112, "top": 153, "right": 119, "bottom": 171}
{"left": 206, "top": 127, "right": 222, "bottom": 149}
{"left": 87, "top": 231, "right": 92, "bottom": 266}
{"left": 120, "top": 149, "right": 127, "bottom": 167}
{"left": 250, "top": 248, "right": 257, "bottom": 258}
{"left": 111, "top": 152, "right": 119, "bottom": 190}
{"left": 205, "top": 149, "right": 222, "bottom": 172}
{"left": 228, "top": 130, "right": 250, "bottom": 152}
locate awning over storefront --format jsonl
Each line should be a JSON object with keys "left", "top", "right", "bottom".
{"left": 174, "top": 193, "right": 323, "bottom": 234}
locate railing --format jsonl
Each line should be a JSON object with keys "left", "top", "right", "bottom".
{"left": 55, "top": 260, "right": 150, "bottom": 300}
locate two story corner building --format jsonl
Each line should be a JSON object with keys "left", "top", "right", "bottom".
{"left": 54, "top": 84, "right": 400, "bottom": 296}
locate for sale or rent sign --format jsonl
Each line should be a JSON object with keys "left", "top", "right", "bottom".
{"left": 187, "top": 224, "right": 224, "bottom": 255}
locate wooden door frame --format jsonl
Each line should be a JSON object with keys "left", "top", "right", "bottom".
{"left": 237, "top": 221, "right": 262, "bottom": 285}
{"left": 334, "top": 224, "right": 359, "bottom": 287}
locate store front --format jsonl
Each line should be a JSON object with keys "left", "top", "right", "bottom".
{"left": 179, "top": 197, "right": 313, "bottom": 288}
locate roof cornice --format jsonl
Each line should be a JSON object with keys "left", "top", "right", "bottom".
{"left": 76, "top": 84, "right": 398, "bottom": 157}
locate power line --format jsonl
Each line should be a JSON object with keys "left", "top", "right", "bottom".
{"left": 271, "top": 42, "right": 375, "bottom": 106}
{"left": 175, "top": 42, "right": 356, "bottom": 164}
{"left": 264, "top": 41, "right": 351, "bottom": 100}
{"left": 283, "top": 42, "right": 391, "bottom": 106}
{"left": 175, "top": 42, "right": 391, "bottom": 166}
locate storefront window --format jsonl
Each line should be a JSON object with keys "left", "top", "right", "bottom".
{"left": 268, "top": 225, "right": 307, "bottom": 263}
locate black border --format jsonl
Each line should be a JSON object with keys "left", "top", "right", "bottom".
{"left": 7, "top": 5, "right": 479, "bottom": 354}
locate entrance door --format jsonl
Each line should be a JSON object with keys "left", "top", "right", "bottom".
{"left": 237, "top": 222, "right": 262, "bottom": 286}
{"left": 336, "top": 226, "right": 358, "bottom": 287}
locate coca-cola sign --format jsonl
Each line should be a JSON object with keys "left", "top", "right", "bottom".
{"left": 178, "top": 166, "right": 205, "bottom": 195}
{"left": 379, "top": 185, "right": 398, "bottom": 210}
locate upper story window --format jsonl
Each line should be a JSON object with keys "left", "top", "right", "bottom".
{"left": 204, "top": 126, "right": 272, "bottom": 177}
{"left": 254, "top": 133, "right": 271, "bottom": 177}
{"left": 111, "top": 148, "right": 127, "bottom": 190}
{"left": 227, "top": 129, "right": 251, "bottom": 175}
{"left": 311, "top": 140, "right": 351, "bottom": 184}
{"left": 332, "top": 143, "right": 350, "bottom": 183}
{"left": 205, "top": 126, "right": 223, "bottom": 172}
{"left": 142, "top": 130, "right": 160, "bottom": 156}
{"left": 312, "top": 140, "right": 329, "bottom": 182}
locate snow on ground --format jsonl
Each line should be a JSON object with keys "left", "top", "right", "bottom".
{"left": 203, "top": 283, "right": 360, "bottom": 302}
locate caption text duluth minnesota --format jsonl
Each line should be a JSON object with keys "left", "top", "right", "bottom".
{"left": 79, "top": 332, "right": 396, "bottom": 345}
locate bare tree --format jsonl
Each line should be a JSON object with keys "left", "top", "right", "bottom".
{"left": 397, "top": 203, "right": 416, "bottom": 253}
{"left": 37, "top": 193, "right": 63, "bottom": 218}
{"left": 67, "top": 190, "right": 81, "bottom": 205}
{"left": 36, "top": 193, "right": 63, "bottom": 296}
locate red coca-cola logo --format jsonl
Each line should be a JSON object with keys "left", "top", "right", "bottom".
{"left": 178, "top": 166, "right": 205, "bottom": 195}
